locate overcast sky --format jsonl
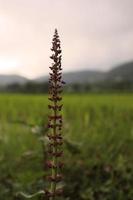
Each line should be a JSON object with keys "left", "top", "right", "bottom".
{"left": 0, "top": 0, "right": 133, "bottom": 78}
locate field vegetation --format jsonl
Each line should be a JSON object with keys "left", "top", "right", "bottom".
{"left": 0, "top": 94, "right": 133, "bottom": 200}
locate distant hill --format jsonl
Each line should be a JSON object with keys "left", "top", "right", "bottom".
{"left": 106, "top": 61, "right": 133, "bottom": 82}
{"left": 61, "top": 70, "right": 105, "bottom": 83}
{"left": 0, "top": 75, "right": 28, "bottom": 86}
{"left": 35, "top": 70, "right": 105, "bottom": 84}
{"left": 34, "top": 61, "right": 133, "bottom": 84}
{"left": 0, "top": 61, "right": 133, "bottom": 86}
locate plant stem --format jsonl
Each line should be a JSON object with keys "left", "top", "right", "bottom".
{"left": 45, "top": 28, "right": 65, "bottom": 199}
{"left": 50, "top": 88, "right": 57, "bottom": 200}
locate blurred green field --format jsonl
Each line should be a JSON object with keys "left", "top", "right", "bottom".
{"left": 0, "top": 94, "right": 133, "bottom": 200}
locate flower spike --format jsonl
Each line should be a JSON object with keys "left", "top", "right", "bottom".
{"left": 45, "top": 29, "right": 65, "bottom": 199}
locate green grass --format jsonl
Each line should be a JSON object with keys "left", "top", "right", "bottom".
{"left": 0, "top": 94, "right": 133, "bottom": 199}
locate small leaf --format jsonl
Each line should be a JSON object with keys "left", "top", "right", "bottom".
{"left": 64, "top": 138, "right": 82, "bottom": 154}
{"left": 16, "top": 190, "right": 44, "bottom": 199}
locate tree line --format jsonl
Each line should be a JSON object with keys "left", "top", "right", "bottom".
{"left": 0, "top": 80, "right": 133, "bottom": 93}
